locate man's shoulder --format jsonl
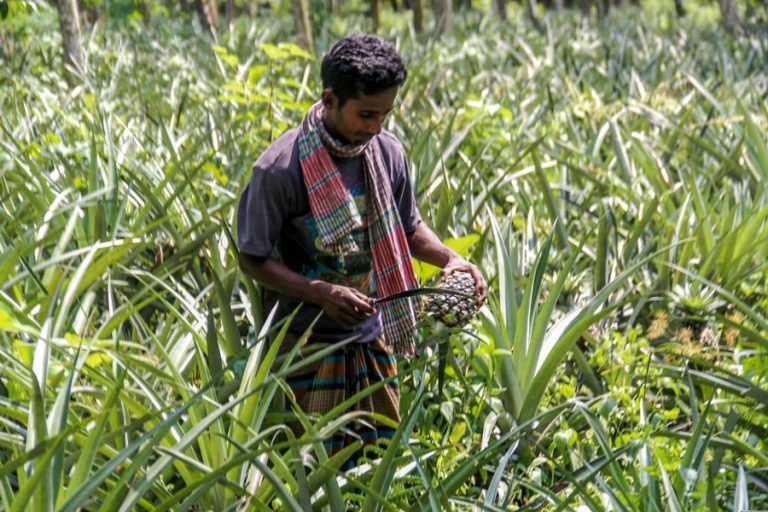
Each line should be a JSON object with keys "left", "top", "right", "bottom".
{"left": 253, "top": 128, "right": 301, "bottom": 176}
{"left": 376, "top": 129, "right": 408, "bottom": 179}
{"left": 377, "top": 128, "right": 406, "bottom": 156}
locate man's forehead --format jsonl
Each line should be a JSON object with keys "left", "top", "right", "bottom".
{"left": 346, "top": 88, "right": 399, "bottom": 110}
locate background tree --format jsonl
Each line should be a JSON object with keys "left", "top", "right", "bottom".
{"left": 370, "top": 0, "right": 382, "bottom": 28}
{"left": 718, "top": 0, "right": 741, "bottom": 28}
{"left": 493, "top": 0, "right": 508, "bottom": 20}
{"left": 55, "top": 0, "right": 85, "bottom": 75}
{"left": 140, "top": 0, "right": 151, "bottom": 25}
{"left": 675, "top": 0, "right": 687, "bottom": 17}
{"left": 434, "top": 0, "right": 452, "bottom": 32}
{"left": 412, "top": 0, "right": 424, "bottom": 32}
{"left": 196, "top": 0, "right": 220, "bottom": 31}
{"left": 292, "top": 0, "right": 313, "bottom": 51}
{"left": 579, "top": 0, "right": 590, "bottom": 17}
{"left": 525, "top": 0, "right": 542, "bottom": 29}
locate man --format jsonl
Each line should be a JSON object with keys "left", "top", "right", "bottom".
{"left": 237, "top": 33, "right": 487, "bottom": 462}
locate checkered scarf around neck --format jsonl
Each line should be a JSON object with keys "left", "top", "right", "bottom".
{"left": 298, "top": 101, "right": 420, "bottom": 356}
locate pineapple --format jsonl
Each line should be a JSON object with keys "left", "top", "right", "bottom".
{"left": 423, "top": 271, "right": 482, "bottom": 327}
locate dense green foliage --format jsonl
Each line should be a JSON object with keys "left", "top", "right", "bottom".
{"left": 1, "top": 3, "right": 767, "bottom": 510}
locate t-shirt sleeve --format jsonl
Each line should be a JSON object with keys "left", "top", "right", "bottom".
{"left": 388, "top": 137, "right": 422, "bottom": 234}
{"left": 237, "top": 163, "right": 288, "bottom": 258}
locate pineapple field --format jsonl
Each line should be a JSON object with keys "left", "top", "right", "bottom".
{"left": 1, "top": 1, "right": 767, "bottom": 509}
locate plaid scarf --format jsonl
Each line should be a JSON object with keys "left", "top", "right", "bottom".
{"left": 298, "top": 101, "right": 419, "bottom": 356}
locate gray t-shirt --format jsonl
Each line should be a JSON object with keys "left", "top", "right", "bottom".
{"left": 237, "top": 127, "right": 422, "bottom": 343}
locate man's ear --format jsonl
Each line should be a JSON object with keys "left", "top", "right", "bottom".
{"left": 321, "top": 89, "right": 337, "bottom": 108}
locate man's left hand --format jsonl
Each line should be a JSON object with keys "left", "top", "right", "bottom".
{"left": 442, "top": 258, "right": 489, "bottom": 305}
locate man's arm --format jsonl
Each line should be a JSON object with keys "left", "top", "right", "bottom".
{"left": 407, "top": 222, "right": 489, "bottom": 304}
{"left": 238, "top": 253, "right": 375, "bottom": 327}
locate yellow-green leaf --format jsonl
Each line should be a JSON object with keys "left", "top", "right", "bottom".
{"left": 413, "top": 234, "right": 480, "bottom": 283}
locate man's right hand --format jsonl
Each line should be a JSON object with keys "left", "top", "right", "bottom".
{"left": 313, "top": 281, "right": 376, "bottom": 327}
{"left": 238, "top": 255, "right": 376, "bottom": 327}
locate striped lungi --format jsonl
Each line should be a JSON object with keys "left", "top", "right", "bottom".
{"left": 281, "top": 334, "right": 400, "bottom": 468}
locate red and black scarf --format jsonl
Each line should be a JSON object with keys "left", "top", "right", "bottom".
{"left": 298, "top": 102, "right": 419, "bottom": 356}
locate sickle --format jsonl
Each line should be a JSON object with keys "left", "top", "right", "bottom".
{"left": 372, "top": 287, "right": 473, "bottom": 305}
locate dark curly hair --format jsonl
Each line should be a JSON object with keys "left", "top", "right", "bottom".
{"left": 320, "top": 33, "right": 408, "bottom": 107}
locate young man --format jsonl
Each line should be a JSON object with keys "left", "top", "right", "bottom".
{"left": 237, "top": 33, "right": 487, "bottom": 461}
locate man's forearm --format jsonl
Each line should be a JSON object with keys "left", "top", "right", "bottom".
{"left": 407, "top": 222, "right": 461, "bottom": 267}
{"left": 238, "top": 253, "right": 376, "bottom": 326}
{"left": 238, "top": 253, "right": 329, "bottom": 305}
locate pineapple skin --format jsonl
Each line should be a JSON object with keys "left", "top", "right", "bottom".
{"left": 423, "top": 271, "right": 481, "bottom": 327}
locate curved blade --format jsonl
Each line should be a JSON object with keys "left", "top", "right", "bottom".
{"left": 373, "top": 287, "right": 473, "bottom": 305}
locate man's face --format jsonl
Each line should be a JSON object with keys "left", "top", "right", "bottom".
{"left": 321, "top": 86, "right": 399, "bottom": 145}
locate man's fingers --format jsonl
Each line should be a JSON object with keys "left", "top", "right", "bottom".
{"left": 332, "top": 302, "right": 362, "bottom": 326}
{"left": 450, "top": 263, "right": 487, "bottom": 305}
{"left": 350, "top": 288, "right": 374, "bottom": 303}
{"left": 347, "top": 291, "right": 375, "bottom": 314}
{"left": 337, "top": 295, "right": 374, "bottom": 324}
{"left": 477, "top": 284, "right": 489, "bottom": 304}
{"left": 470, "top": 270, "right": 488, "bottom": 299}
{"left": 319, "top": 284, "right": 376, "bottom": 326}
{"left": 471, "top": 273, "right": 489, "bottom": 304}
